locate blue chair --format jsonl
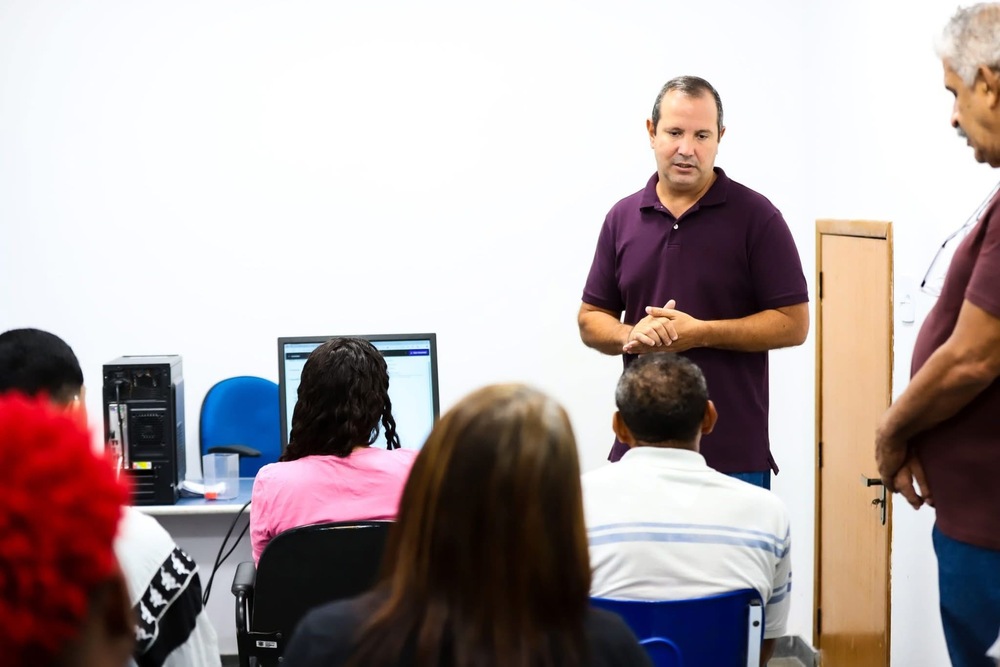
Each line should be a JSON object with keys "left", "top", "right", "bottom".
{"left": 199, "top": 376, "right": 281, "bottom": 478}
{"left": 590, "top": 588, "right": 764, "bottom": 667}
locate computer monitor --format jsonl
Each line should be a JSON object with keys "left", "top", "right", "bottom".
{"left": 277, "top": 333, "right": 440, "bottom": 451}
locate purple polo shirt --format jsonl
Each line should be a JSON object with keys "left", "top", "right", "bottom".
{"left": 582, "top": 169, "right": 808, "bottom": 473}
{"left": 911, "top": 193, "right": 1000, "bottom": 550}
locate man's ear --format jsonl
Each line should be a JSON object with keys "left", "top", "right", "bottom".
{"left": 702, "top": 400, "right": 718, "bottom": 436}
{"left": 977, "top": 65, "right": 1000, "bottom": 108}
{"left": 612, "top": 412, "right": 637, "bottom": 448}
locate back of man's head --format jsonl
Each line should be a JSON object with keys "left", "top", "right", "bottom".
{"left": 616, "top": 354, "right": 709, "bottom": 445}
{"left": 0, "top": 328, "right": 84, "bottom": 405}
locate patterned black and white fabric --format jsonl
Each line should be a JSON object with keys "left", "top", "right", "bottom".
{"left": 116, "top": 507, "right": 221, "bottom": 667}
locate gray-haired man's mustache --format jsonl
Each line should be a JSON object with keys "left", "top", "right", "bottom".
{"left": 956, "top": 125, "right": 968, "bottom": 139}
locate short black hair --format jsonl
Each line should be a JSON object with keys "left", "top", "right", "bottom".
{"left": 282, "top": 337, "right": 400, "bottom": 461}
{"left": 615, "top": 354, "right": 708, "bottom": 444}
{"left": 0, "top": 329, "right": 84, "bottom": 404}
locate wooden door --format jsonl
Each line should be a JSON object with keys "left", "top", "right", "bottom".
{"left": 814, "top": 220, "right": 893, "bottom": 667}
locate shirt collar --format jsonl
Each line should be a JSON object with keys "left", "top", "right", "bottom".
{"left": 618, "top": 446, "right": 709, "bottom": 470}
{"left": 639, "top": 167, "right": 731, "bottom": 212}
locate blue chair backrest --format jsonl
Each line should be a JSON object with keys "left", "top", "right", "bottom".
{"left": 590, "top": 588, "right": 764, "bottom": 667}
{"left": 199, "top": 376, "right": 281, "bottom": 478}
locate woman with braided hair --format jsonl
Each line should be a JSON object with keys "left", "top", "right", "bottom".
{"left": 250, "top": 337, "right": 418, "bottom": 563}
{"left": 0, "top": 394, "right": 134, "bottom": 667}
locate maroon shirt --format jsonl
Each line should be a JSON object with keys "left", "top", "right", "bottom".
{"left": 912, "top": 194, "right": 1000, "bottom": 550}
{"left": 582, "top": 169, "right": 808, "bottom": 473}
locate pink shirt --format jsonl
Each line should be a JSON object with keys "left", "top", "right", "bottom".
{"left": 250, "top": 447, "right": 418, "bottom": 563}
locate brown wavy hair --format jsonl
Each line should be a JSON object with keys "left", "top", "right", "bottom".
{"left": 349, "top": 383, "right": 591, "bottom": 667}
{"left": 281, "top": 337, "right": 399, "bottom": 461}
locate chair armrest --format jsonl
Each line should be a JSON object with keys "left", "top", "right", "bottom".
{"left": 746, "top": 598, "right": 764, "bottom": 667}
{"left": 233, "top": 561, "right": 257, "bottom": 634}
{"left": 208, "top": 444, "right": 262, "bottom": 458}
{"left": 232, "top": 560, "right": 257, "bottom": 594}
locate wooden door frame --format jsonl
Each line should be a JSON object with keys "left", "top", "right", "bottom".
{"left": 813, "top": 219, "right": 895, "bottom": 658}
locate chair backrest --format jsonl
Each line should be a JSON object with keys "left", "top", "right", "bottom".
{"left": 251, "top": 520, "right": 393, "bottom": 636}
{"left": 199, "top": 376, "right": 281, "bottom": 478}
{"left": 590, "top": 588, "right": 764, "bottom": 667}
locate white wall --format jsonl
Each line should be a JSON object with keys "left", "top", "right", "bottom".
{"left": 0, "top": 0, "right": 985, "bottom": 661}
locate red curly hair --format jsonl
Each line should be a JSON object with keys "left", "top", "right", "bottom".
{"left": 0, "top": 393, "right": 129, "bottom": 666}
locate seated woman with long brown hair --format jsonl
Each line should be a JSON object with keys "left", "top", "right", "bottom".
{"left": 250, "top": 337, "right": 418, "bottom": 563}
{"left": 282, "top": 383, "right": 651, "bottom": 667}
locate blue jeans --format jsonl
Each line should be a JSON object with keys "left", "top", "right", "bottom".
{"left": 933, "top": 524, "right": 1000, "bottom": 667}
{"left": 727, "top": 471, "right": 771, "bottom": 489}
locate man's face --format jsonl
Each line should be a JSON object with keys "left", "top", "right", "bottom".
{"left": 944, "top": 62, "right": 1000, "bottom": 167}
{"left": 647, "top": 90, "right": 724, "bottom": 195}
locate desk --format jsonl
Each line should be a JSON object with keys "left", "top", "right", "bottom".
{"left": 134, "top": 478, "right": 254, "bottom": 517}
{"left": 134, "top": 478, "right": 256, "bottom": 655}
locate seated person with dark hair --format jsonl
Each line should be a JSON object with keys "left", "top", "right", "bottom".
{"left": 0, "top": 328, "right": 221, "bottom": 667}
{"left": 250, "top": 337, "right": 417, "bottom": 563}
{"left": 283, "top": 383, "right": 651, "bottom": 667}
{"left": 582, "top": 354, "right": 792, "bottom": 666}
{"left": 0, "top": 393, "right": 134, "bottom": 667}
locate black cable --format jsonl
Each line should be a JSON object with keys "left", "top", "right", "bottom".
{"left": 202, "top": 499, "right": 252, "bottom": 606}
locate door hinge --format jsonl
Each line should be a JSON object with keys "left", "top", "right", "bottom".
{"left": 819, "top": 271, "right": 824, "bottom": 300}
{"left": 818, "top": 441, "right": 823, "bottom": 468}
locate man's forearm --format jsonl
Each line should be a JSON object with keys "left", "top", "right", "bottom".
{"left": 699, "top": 304, "right": 809, "bottom": 352}
{"left": 879, "top": 343, "right": 995, "bottom": 443}
{"left": 578, "top": 308, "right": 630, "bottom": 355}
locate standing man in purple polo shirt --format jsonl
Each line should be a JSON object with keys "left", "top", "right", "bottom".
{"left": 875, "top": 5, "right": 1000, "bottom": 666}
{"left": 578, "top": 75, "right": 809, "bottom": 488}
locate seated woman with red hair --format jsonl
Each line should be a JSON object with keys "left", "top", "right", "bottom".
{"left": 0, "top": 394, "right": 134, "bottom": 667}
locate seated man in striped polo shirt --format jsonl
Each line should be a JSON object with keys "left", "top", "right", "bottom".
{"left": 582, "top": 354, "right": 791, "bottom": 666}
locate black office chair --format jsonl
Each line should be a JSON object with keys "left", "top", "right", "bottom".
{"left": 231, "top": 520, "right": 393, "bottom": 667}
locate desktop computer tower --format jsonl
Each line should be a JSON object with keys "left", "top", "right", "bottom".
{"left": 103, "top": 355, "right": 185, "bottom": 506}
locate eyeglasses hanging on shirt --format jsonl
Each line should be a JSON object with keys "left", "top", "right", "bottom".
{"left": 920, "top": 180, "right": 1000, "bottom": 297}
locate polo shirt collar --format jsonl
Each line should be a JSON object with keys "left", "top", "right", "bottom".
{"left": 639, "top": 167, "right": 731, "bottom": 212}
{"left": 619, "top": 446, "right": 709, "bottom": 471}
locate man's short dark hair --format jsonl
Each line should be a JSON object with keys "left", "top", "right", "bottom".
{"left": 0, "top": 328, "right": 84, "bottom": 404}
{"left": 616, "top": 354, "right": 709, "bottom": 443}
{"left": 651, "top": 75, "right": 724, "bottom": 137}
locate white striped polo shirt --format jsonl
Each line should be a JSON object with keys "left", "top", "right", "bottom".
{"left": 582, "top": 446, "right": 792, "bottom": 639}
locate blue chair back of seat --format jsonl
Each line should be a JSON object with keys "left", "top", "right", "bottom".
{"left": 590, "top": 588, "right": 764, "bottom": 667}
{"left": 199, "top": 376, "right": 281, "bottom": 478}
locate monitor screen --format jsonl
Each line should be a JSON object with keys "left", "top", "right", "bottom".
{"left": 277, "top": 333, "right": 440, "bottom": 451}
